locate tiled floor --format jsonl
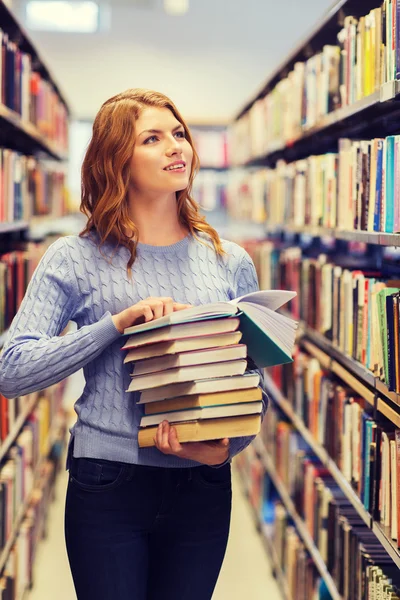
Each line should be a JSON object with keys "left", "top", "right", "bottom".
{"left": 26, "top": 371, "right": 282, "bottom": 600}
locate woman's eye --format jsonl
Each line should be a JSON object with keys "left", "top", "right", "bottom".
{"left": 175, "top": 131, "right": 185, "bottom": 139}
{"left": 144, "top": 135, "right": 158, "bottom": 144}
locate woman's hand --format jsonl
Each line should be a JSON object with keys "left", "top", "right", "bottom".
{"left": 154, "top": 421, "right": 230, "bottom": 466}
{"left": 112, "top": 296, "right": 192, "bottom": 334}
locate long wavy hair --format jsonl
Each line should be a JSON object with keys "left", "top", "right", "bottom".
{"left": 80, "top": 88, "right": 225, "bottom": 269}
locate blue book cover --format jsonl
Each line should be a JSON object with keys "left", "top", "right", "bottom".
{"left": 374, "top": 140, "right": 384, "bottom": 231}
{"left": 363, "top": 419, "right": 373, "bottom": 510}
{"left": 385, "top": 136, "right": 395, "bottom": 232}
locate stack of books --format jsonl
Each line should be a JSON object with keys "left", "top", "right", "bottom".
{"left": 121, "top": 290, "right": 297, "bottom": 448}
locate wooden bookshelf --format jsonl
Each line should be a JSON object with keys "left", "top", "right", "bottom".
{"left": 0, "top": 103, "right": 67, "bottom": 162}
{"left": 253, "top": 437, "right": 342, "bottom": 600}
{"left": 264, "top": 223, "right": 400, "bottom": 248}
{"left": 263, "top": 373, "right": 372, "bottom": 526}
{"left": 263, "top": 373, "right": 400, "bottom": 568}
{"left": 0, "top": 222, "right": 29, "bottom": 235}
{"left": 288, "top": 315, "right": 400, "bottom": 410}
{"left": 0, "top": 393, "right": 39, "bottom": 465}
{"left": 0, "top": 0, "right": 68, "bottom": 110}
{"left": 236, "top": 0, "right": 383, "bottom": 121}
{"left": 236, "top": 466, "right": 290, "bottom": 600}
{"left": 260, "top": 524, "right": 290, "bottom": 600}
{"left": 0, "top": 416, "right": 66, "bottom": 574}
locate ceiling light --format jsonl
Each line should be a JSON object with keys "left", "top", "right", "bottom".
{"left": 163, "top": 0, "right": 189, "bottom": 16}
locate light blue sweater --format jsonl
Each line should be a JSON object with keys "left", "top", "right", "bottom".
{"left": 0, "top": 232, "right": 268, "bottom": 468}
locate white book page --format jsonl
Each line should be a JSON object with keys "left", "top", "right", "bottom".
{"left": 232, "top": 289, "right": 297, "bottom": 311}
{"left": 238, "top": 303, "right": 297, "bottom": 354}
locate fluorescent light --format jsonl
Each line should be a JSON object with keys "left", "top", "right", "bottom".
{"left": 26, "top": 1, "right": 99, "bottom": 33}
{"left": 163, "top": 0, "right": 189, "bottom": 16}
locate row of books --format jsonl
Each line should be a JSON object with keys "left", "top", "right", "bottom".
{"left": 229, "top": 2, "right": 398, "bottom": 165}
{"left": 273, "top": 504, "right": 329, "bottom": 600}
{"left": 0, "top": 29, "right": 68, "bottom": 152}
{"left": 236, "top": 442, "right": 400, "bottom": 600}
{"left": 235, "top": 447, "right": 331, "bottom": 600}
{"left": 0, "top": 389, "right": 66, "bottom": 598}
{"left": 0, "top": 150, "right": 68, "bottom": 223}
{"left": 227, "top": 134, "right": 400, "bottom": 233}
{"left": 267, "top": 357, "right": 400, "bottom": 542}
{"left": 0, "top": 242, "right": 47, "bottom": 337}
{"left": 242, "top": 239, "right": 400, "bottom": 393}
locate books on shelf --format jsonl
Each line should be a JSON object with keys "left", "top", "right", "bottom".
{"left": 268, "top": 352, "right": 400, "bottom": 546}
{"left": 229, "top": 2, "right": 399, "bottom": 166}
{"left": 242, "top": 239, "right": 400, "bottom": 393}
{"left": 228, "top": 133, "right": 400, "bottom": 234}
{"left": 0, "top": 27, "right": 68, "bottom": 152}
{"left": 0, "top": 242, "right": 48, "bottom": 339}
{"left": 0, "top": 150, "right": 68, "bottom": 223}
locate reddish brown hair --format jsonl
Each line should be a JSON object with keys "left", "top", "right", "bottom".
{"left": 80, "top": 88, "right": 225, "bottom": 269}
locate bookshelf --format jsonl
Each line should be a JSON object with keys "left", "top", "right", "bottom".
{"left": 0, "top": 407, "right": 66, "bottom": 579}
{"left": 230, "top": 0, "right": 400, "bottom": 593}
{"left": 0, "top": 101, "right": 67, "bottom": 161}
{"left": 262, "top": 372, "right": 400, "bottom": 568}
{"left": 0, "top": 0, "right": 71, "bottom": 594}
{"left": 0, "top": 222, "right": 29, "bottom": 235}
{"left": 264, "top": 224, "right": 400, "bottom": 248}
{"left": 252, "top": 437, "right": 342, "bottom": 600}
{"left": 241, "top": 83, "right": 400, "bottom": 169}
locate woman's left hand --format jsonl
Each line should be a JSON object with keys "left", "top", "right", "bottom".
{"left": 154, "top": 421, "right": 230, "bottom": 466}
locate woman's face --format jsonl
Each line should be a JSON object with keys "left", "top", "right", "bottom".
{"left": 130, "top": 106, "right": 193, "bottom": 196}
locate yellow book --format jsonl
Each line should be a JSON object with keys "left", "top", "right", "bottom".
{"left": 365, "top": 13, "right": 371, "bottom": 96}
{"left": 138, "top": 414, "right": 261, "bottom": 448}
{"left": 370, "top": 10, "right": 376, "bottom": 94}
{"left": 374, "top": 8, "right": 382, "bottom": 91}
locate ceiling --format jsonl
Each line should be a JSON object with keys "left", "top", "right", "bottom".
{"left": 13, "top": 0, "right": 334, "bottom": 123}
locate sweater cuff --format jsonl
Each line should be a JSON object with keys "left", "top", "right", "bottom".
{"left": 90, "top": 312, "right": 122, "bottom": 347}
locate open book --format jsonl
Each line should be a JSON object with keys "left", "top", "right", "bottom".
{"left": 123, "top": 290, "right": 298, "bottom": 369}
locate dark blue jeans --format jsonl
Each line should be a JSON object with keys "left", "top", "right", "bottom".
{"left": 64, "top": 452, "right": 232, "bottom": 600}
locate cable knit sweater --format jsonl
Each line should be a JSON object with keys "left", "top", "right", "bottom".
{"left": 0, "top": 232, "right": 268, "bottom": 468}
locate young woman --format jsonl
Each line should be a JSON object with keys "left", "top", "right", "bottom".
{"left": 0, "top": 89, "right": 268, "bottom": 600}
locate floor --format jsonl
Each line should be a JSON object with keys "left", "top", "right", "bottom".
{"left": 26, "top": 371, "right": 282, "bottom": 600}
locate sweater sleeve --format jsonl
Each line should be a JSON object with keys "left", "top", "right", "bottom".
{"left": 218, "top": 249, "right": 270, "bottom": 465}
{"left": 0, "top": 237, "right": 122, "bottom": 399}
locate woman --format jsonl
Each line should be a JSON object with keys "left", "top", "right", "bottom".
{"left": 0, "top": 89, "right": 267, "bottom": 599}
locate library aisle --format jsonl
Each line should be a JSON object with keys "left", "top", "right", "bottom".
{"left": 25, "top": 371, "right": 282, "bottom": 600}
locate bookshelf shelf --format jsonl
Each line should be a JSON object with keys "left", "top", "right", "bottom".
{"left": 0, "top": 103, "right": 67, "bottom": 162}
{"left": 292, "top": 320, "right": 400, "bottom": 412}
{"left": 0, "top": 0, "right": 68, "bottom": 110}
{"left": 236, "top": 0, "right": 384, "bottom": 121}
{"left": 372, "top": 523, "right": 400, "bottom": 569}
{"left": 253, "top": 437, "right": 342, "bottom": 600}
{"left": 237, "top": 466, "right": 289, "bottom": 600}
{"left": 0, "top": 393, "right": 39, "bottom": 465}
{"left": 261, "top": 523, "right": 290, "bottom": 600}
{"left": 0, "top": 221, "right": 29, "bottom": 235}
{"left": 0, "top": 416, "right": 65, "bottom": 574}
{"left": 263, "top": 373, "right": 372, "bottom": 526}
{"left": 264, "top": 223, "right": 400, "bottom": 248}
{"left": 241, "top": 85, "right": 400, "bottom": 169}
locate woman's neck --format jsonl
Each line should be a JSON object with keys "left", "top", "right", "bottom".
{"left": 128, "top": 190, "right": 188, "bottom": 246}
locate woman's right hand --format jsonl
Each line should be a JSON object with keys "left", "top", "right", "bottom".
{"left": 112, "top": 297, "right": 192, "bottom": 334}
